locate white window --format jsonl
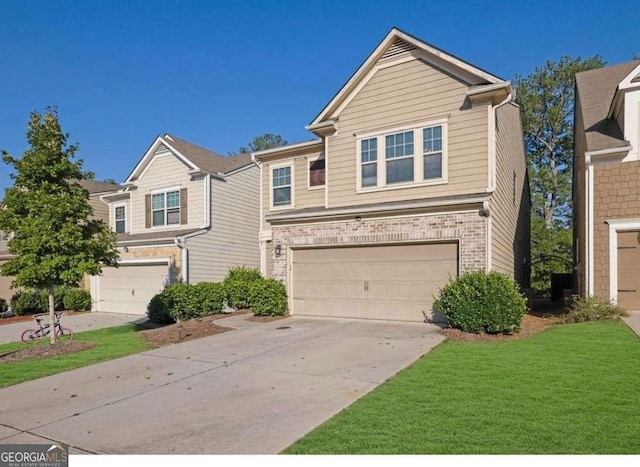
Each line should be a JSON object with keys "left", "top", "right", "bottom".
{"left": 152, "top": 190, "right": 180, "bottom": 227}
{"left": 272, "top": 166, "right": 292, "bottom": 207}
{"left": 385, "top": 131, "right": 414, "bottom": 184}
{"left": 361, "top": 138, "right": 377, "bottom": 187}
{"left": 115, "top": 205, "right": 126, "bottom": 234}
{"left": 357, "top": 119, "right": 447, "bottom": 191}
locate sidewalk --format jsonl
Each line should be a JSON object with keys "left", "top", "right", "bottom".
{"left": 622, "top": 310, "right": 640, "bottom": 338}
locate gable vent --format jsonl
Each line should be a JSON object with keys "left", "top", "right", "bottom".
{"left": 155, "top": 144, "right": 170, "bottom": 155}
{"left": 382, "top": 39, "right": 417, "bottom": 59}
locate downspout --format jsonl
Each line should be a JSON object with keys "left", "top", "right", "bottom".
{"left": 485, "top": 89, "right": 515, "bottom": 272}
{"left": 175, "top": 237, "right": 188, "bottom": 284}
{"left": 252, "top": 153, "right": 266, "bottom": 275}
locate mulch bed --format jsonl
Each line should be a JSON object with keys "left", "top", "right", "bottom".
{"left": 0, "top": 342, "right": 96, "bottom": 364}
{"left": 246, "top": 314, "right": 290, "bottom": 322}
{"left": 442, "top": 313, "right": 565, "bottom": 343}
{"left": 140, "top": 317, "right": 233, "bottom": 348}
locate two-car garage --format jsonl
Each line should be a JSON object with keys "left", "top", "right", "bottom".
{"left": 290, "top": 242, "right": 458, "bottom": 322}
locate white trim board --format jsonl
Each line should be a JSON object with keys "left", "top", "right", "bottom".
{"left": 607, "top": 219, "right": 640, "bottom": 304}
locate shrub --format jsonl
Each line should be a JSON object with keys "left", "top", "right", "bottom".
{"left": 53, "top": 287, "right": 67, "bottom": 311}
{"left": 147, "top": 292, "right": 176, "bottom": 324}
{"left": 248, "top": 278, "right": 288, "bottom": 316}
{"left": 566, "top": 296, "right": 629, "bottom": 323}
{"left": 63, "top": 288, "right": 92, "bottom": 311}
{"left": 433, "top": 271, "right": 528, "bottom": 334}
{"left": 192, "top": 282, "right": 226, "bottom": 315}
{"left": 0, "top": 298, "right": 8, "bottom": 314}
{"left": 223, "top": 266, "right": 262, "bottom": 309}
{"left": 163, "top": 283, "right": 194, "bottom": 322}
{"left": 11, "top": 290, "right": 48, "bottom": 315}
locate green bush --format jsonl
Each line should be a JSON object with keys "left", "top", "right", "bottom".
{"left": 11, "top": 290, "right": 48, "bottom": 315}
{"left": 192, "top": 282, "right": 226, "bottom": 315}
{"left": 223, "top": 266, "right": 262, "bottom": 309}
{"left": 433, "top": 271, "right": 528, "bottom": 334}
{"left": 0, "top": 298, "right": 8, "bottom": 314}
{"left": 566, "top": 296, "right": 629, "bottom": 323}
{"left": 63, "top": 288, "right": 92, "bottom": 311}
{"left": 248, "top": 278, "right": 288, "bottom": 316}
{"left": 53, "top": 287, "right": 67, "bottom": 311}
{"left": 147, "top": 292, "right": 176, "bottom": 324}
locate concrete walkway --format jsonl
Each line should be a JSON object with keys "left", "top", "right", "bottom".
{"left": 622, "top": 310, "right": 640, "bottom": 338}
{"left": 0, "top": 314, "right": 444, "bottom": 454}
{"left": 0, "top": 312, "right": 146, "bottom": 344}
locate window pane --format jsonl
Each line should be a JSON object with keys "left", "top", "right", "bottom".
{"left": 273, "top": 186, "right": 291, "bottom": 206}
{"left": 116, "top": 220, "right": 125, "bottom": 234}
{"left": 362, "top": 163, "right": 377, "bottom": 187}
{"left": 309, "top": 159, "right": 325, "bottom": 187}
{"left": 386, "top": 158, "right": 414, "bottom": 184}
{"left": 151, "top": 193, "right": 164, "bottom": 210}
{"left": 167, "top": 208, "right": 180, "bottom": 225}
{"left": 152, "top": 210, "right": 164, "bottom": 226}
{"left": 273, "top": 167, "right": 291, "bottom": 187}
{"left": 424, "top": 153, "right": 442, "bottom": 179}
{"left": 166, "top": 191, "right": 180, "bottom": 208}
{"left": 115, "top": 206, "right": 125, "bottom": 220}
{"left": 386, "top": 131, "right": 414, "bottom": 159}
{"left": 361, "top": 138, "right": 377, "bottom": 163}
{"left": 424, "top": 126, "right": 442, "bottom": 152}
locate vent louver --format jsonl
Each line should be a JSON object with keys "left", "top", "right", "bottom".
{"left": 381, "top": 39, "right": 417, "bottom": 59}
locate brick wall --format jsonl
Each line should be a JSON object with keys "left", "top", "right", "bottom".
{"left": 593, "top": 161, "right": 640, "bottom": 298}
{"left": 269, "top": 210, "right": 487, "bottom": 283}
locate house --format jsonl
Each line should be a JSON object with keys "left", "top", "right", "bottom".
{"left": 92, "top": 134, "right": 259, "bottom": 315}
{"left": 252, "top": 28, "right": 530, "bottom": 322}
{"left": 574, "top": 60, "right": 640, "bottom": 309}
{"left": 0, "top": 179, "right": 120, "bottom": 301}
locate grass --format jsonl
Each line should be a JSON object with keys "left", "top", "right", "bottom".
{"left": 0, "top": 325, "right": 150, "bottom": 388}
{"left": 286, "top": 320, "right": 640, "bottom": 454}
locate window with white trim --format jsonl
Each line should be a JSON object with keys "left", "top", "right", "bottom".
{"left": 152, "top": 190, "right": 180, "bottom": 226}
{"left": 115, "top": 205, "right": 126, "bottom": 234}
{"left": 272, "top": 166, "right": 292, "bottom": 207}
{"left": 357, "top": 121, "right": 447, "bottom": 190}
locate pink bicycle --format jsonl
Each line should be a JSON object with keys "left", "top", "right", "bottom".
{"left": 21, "top": 311, "right": 74, "bottom": 344}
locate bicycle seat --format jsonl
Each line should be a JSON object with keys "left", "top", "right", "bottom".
{"left": 35, "top": 317, "right": 42, "bottom": 323}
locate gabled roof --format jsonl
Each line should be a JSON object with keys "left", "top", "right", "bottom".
{"left": 308, "top": 27, "right": 504, "bottom": 128}
{"left": 576, "top": 60, "right": 640, "bottom": 153}
{"left": 74, "top": 179, "right": 121, "bottom": 194}
{"left": 125, "top": 134, "right": 254, "bottom": 183}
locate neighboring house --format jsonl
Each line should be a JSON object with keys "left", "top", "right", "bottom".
{"left": 574, "top": 60, "right": 640, "bottom": 309}
{"left": 93, "top": 134, "right": 259, "bottom": 315}
{"left": 253, "top": 28, "right": 530, "bottom": 323}
{"left": 0, "top": 179, "right": 120, "bottom": 301}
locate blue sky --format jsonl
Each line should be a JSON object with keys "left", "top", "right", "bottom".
{"left": 0, "top": 0, "right": 637, "bottom": 190}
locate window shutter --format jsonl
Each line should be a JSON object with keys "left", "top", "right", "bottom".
{"left": 145, "top": 194, "right": 151, "bottom": 228}
{"left": 180, "top": 188, "right": 188, "bottom": 224}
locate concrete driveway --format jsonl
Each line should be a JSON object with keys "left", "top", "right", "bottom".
{"left": 0, "top": 312, "right": 146, "bottom": 344}
{"left": 0, "top": 314, "right": 444, "bottom": 454}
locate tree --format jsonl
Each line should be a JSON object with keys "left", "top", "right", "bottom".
{"left": 101, "top": 178, "right": 119, "bottom": 184}
{"left": 0, "top": 108, "right": 118, "bottom": 343}
{"left": 231, "top": 133, "right": 287, "bottom": 155}
{"left": 514, "top": 56, "right": 605, "bottom": 294}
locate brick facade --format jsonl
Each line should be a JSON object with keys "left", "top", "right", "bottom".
{"left": 269, "top": 210, "right": 487, "bottom": 283}
{"left": 593, "top": 161, "right": 640, "bottom": 299}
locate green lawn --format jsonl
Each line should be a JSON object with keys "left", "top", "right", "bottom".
{"left": 0, "top": 325, "right": 150, "bottom": 388}
{"left": 286, "top": 320, "right": 640, "bottom": 454}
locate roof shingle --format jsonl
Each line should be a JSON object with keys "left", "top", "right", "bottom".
{"left": 163, "top": 134, "right": 253, "bottom": 174}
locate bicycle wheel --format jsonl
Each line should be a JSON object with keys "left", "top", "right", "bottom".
{"left": 21, "top": 329, "right": 40, "bottom": 344}
{"left": 56, "top": 327, "right": 74, "bottom": 343}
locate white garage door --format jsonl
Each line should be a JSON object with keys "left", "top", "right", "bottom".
{"left": 97, "top": 263, "right": 169, "bottom": 315}
{"left": 291, "top": 242, "right": 458, "bottom": 322}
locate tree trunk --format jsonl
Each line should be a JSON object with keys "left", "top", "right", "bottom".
{"left": 49, "top": 285, "right": 56, "bottom": 344}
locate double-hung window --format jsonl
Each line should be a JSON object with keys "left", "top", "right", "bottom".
{"left": 385, "top": 131, "right": 414, "bottom": 184}
{"left": 115, "top": 205, "right": 126, "bottom": 233}
{"left": 423, "top": 126, "right": 443, "bottom": 180}
{"left": 152, "top": 190, "right": 180, "bottom": 226}
{"left": 361, "top": 138, "right": 377, "bottom": 187}
{"left": 272, "top": 166, "right": 292, "bottom": 207}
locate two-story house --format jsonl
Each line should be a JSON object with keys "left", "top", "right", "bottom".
{"left": 92, "top": 134, "right": 259, "bottom": 315}
{"left": 253, "top": 28, "right": 530, "bottom": 323}
{"left": 574, "top": 60, "right": 640, "bottom": 309}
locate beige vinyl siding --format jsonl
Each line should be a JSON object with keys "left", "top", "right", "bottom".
{"left": 328, "top": 58, "right": 489, "bottom": 207}
{"left": 186, "top": 165, "right": 260, "bottom": 283}
{"left": 88, "top": 196, "right": 110, "bottom": 223}
{"left": 108, "top": 199, "right": 130, "bottom": 233}
{"left": 491, "top": 103, "right": 530, "bottom": 286}
{"left": 574, "top": 97, "right": 587, "bottom": 295}
{"left": 130, "top": 151, "right": 205, "bottom": 234}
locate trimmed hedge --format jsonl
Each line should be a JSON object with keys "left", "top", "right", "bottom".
{"left": 146, "top": 282, "right": 226, "bottom": 323}
{"left": 63, "top": 288, "right": 92, "bottom": 311}
{"left": 433, "top": 271, "right": 527, "bottom": 334}
{"left": 11, "top": 290, "right": 48, "bottom": 315}
{"left": 11, "top": 288, "right": 91, "bottom": 315}
{"left": 223, "top": 266, "right": 262, "bottom": 309}
{"left": 248, "top": 278, "right": 288, "bottom": 316}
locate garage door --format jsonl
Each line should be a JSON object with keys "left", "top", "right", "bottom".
{"left": 97, "top": 263, "right": 169, "bottom": 315}
{"left": 291, "top": 242, "right": 458, "bottom": 322}
{"left": 617, "top": 231, "right": 640, "bottom": 310}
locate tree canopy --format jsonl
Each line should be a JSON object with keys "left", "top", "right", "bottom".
{"left": 0, "top": 108, "right": 118, "bottom": 341}
{"left": 232, "top": 133, "right": 288, "bottom": 155}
